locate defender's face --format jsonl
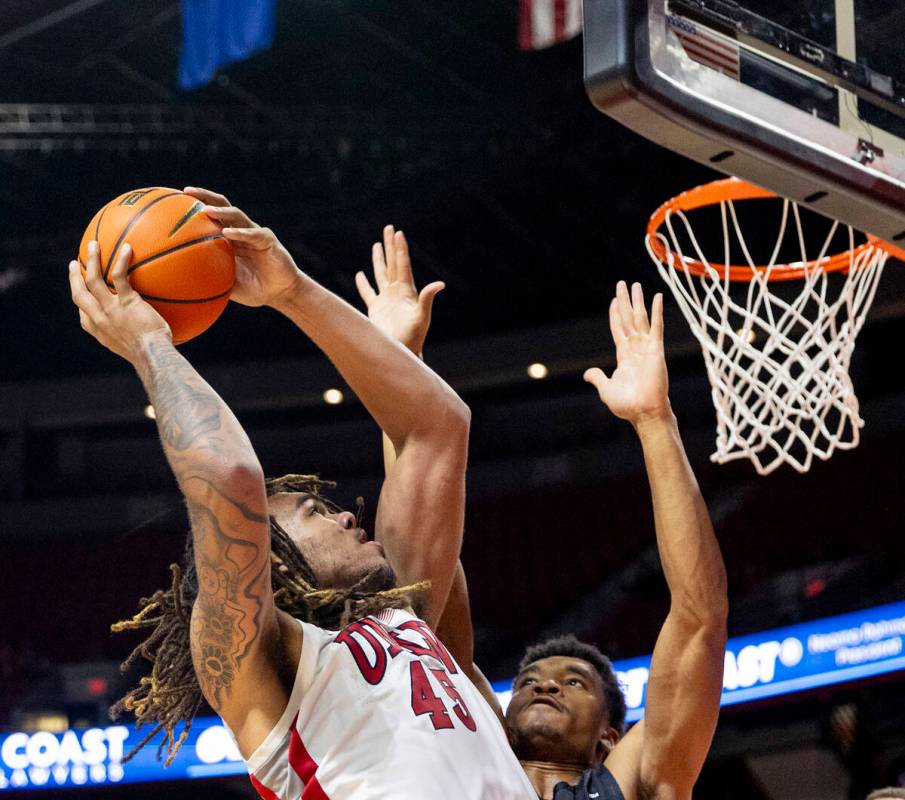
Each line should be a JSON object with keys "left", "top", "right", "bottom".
{"left": 268, "top": 492, "right": 394, "bottom": 592}
{"left": 506, "top": 656, "right": 614, "bottom": 766}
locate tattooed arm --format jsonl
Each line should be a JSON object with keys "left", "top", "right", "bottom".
{"left": 133, "top": 341, "right": 281, "bottom": 721}
{"left": 69, "top": 242, "right": 291, "bottom": 757}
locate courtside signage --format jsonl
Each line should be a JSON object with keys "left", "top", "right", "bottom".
{"left": 0, "top": 718, "right": 245, "bottom": 791}
{"left": 495, "top": 599, "right": 905, "bottom": 723}
{"left": 3, "top": 601, "right": 904, "bottom": 790}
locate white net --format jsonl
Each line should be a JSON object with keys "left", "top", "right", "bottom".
{"left": 646, "top": 193, "right": 889, "bottom": 475}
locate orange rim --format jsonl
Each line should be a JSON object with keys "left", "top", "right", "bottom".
{"left": 647, "top": 177, "right": 901, "bottom": 281}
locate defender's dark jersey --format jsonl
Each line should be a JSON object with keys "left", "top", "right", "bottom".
{"left": 553, "top": 765, "right": 625, "bottom": 800}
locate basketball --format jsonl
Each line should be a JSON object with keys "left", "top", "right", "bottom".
{"left": 79, "top": 188, "right": 235, "bottom": 344}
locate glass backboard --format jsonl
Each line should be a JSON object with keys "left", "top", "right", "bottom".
{"left": 583, "top": 0, "right": 905, "bottom": 245}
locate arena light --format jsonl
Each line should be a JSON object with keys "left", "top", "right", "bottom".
{"left": 323, "top": 388, "right": 344, "bottom": 405}
{"left": 526, "top": 362, "right": 549, "bottom": 380}
{"left": 14, "top": 712, "right": 67, "bottom": 734}
{"left": 143, "top": 405, "right": 156, "bottom": 420}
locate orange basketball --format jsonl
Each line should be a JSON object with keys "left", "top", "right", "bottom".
{"left": 79, "top": 188, "right": 235, "bottom": 344}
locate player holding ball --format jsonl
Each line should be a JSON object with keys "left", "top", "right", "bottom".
{"left": 68, "top": 192, "right": 537, "bottom": 800}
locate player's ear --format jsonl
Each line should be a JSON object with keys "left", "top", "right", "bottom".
{"left": 595, "top": 726, "right": 621, "bottom": 762}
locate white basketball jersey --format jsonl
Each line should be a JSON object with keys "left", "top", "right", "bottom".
{"left": 245, "top": 607, "right": 535, "bottom": 799}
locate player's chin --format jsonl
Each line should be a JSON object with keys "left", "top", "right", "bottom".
{"left": 352, "top": 559, "right": 397, "bottom": 594}
{"left": 507, "top": 714, "right": 570, "bottom": 758}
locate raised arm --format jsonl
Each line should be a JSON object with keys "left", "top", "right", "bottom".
{"left": 354, "top": 240, "right": 480, "bottom": 658}
{"left": 69, "top": 242, "right": 283, "bottom": 755}
{"left": 185, "top": 189, "right": 469, "bottom": 627}
{"left": 355, "top": 228, "right": 469, "bottom": 619}
{"left": 585, "top": 282, "right": 728, "bottom": 800}
{"left": 353, "top": 235, "right": 506, "bottom": 722}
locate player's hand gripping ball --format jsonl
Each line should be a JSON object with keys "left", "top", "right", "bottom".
{"left": 79, "top": 188, "right": 235, "bottom": 343}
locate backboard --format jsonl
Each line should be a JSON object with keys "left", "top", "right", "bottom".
{"left": 583, "top": 0, "right": 905, "bottom": 245}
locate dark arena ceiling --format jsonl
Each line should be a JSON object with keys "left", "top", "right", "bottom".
{"left": 2, "top": 5, "right": 905, "bottom": 785}
{"left": 0, "top": 0, "right": 726, "bottom": 383}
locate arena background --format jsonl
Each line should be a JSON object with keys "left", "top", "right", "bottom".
{"left": 1, "top": 1, "right": 905, "bottom": 798}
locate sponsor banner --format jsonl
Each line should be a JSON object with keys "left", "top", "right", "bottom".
{"left": 0, "top": 718, "right": 244, "bottom": 792}
{"left": 3, "top": 601, "right": 904, "bottom": 790}
{"left": 493, "top": 600, "right": 905, "bottom": 722}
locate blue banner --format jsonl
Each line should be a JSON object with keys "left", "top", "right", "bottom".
{"left": 2, "top": 601, "right": 904, "bottom": 791}
{"left": 0, "top": 717, "right": 244, "bottom": 791}
{"left": 179, "top": 0, "right": 276, "bottom": 91}
{"left": 493, "top": 599, "right": 905, "bottom": 722}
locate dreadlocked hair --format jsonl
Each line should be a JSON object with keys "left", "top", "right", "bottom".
{"left": 110, "top": 474, "right": 428, "bottom": 766}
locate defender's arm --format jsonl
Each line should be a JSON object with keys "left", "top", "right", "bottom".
{"left": 588, "top": 283, "right": 727, "bottom": 800}
{"left": 356, "top": 236, "right": 495, "bottom": 712}
{"left": 605, "top": 414, "right": 727, "bottom": 799}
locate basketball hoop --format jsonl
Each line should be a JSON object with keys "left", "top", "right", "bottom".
{"left": 646, "top": 177, "right": 904, "bottom": 475}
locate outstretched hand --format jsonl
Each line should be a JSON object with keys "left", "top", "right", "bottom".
{"left": 584, "top": 281, "right": 671, "bottom": 426}
{"left": 183, "top": 186, "right": 302, "bottom": 309}
{"left": 354, "top": 225, "right": 444, "bottom": 355}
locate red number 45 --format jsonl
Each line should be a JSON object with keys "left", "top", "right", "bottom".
{"left": 409, "top": 661, "right": 477, "bottom": 732}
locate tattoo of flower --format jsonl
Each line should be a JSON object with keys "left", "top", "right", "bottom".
{"left": 200, "top": 645, "right": 235, "bottom": 690}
